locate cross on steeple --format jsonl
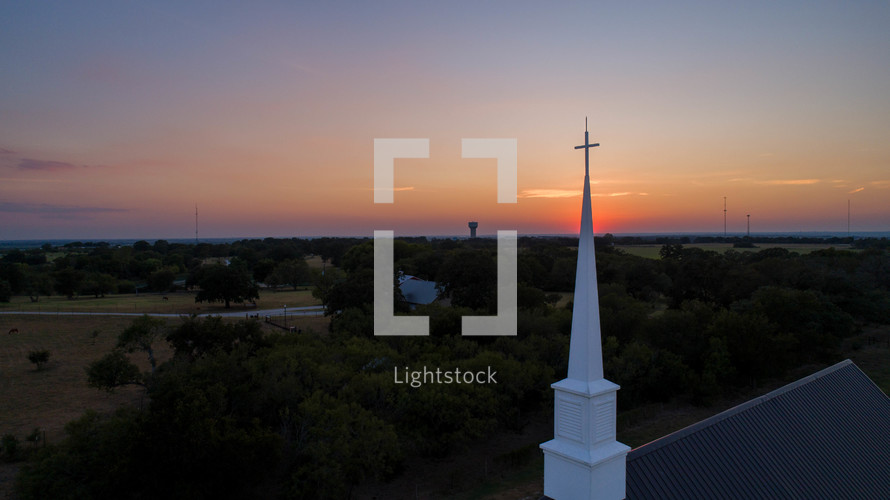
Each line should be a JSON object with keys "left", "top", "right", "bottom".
{"left": 574, "top": 117, "right": 599, "bottom": 177}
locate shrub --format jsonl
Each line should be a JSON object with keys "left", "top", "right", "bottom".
{"left": 1, "top": 434, "right": 20, "bottom": 461}
{"left": 116, "top": 280, "right": 136, "bottom": 294}
{"left": 27, "top": 350, "right": 50, "bottom": 370}
{"left": 0, "top": 279, "right": 11, "bottom": 302}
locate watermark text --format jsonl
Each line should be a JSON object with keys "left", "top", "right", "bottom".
{"left": 394, "top": 365, "right": 498, "bottom": 388}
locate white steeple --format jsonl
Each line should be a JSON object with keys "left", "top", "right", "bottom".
{"left": 540, "top": 122, "right": 630, "bottom": 499}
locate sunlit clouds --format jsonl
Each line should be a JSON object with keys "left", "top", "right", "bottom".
{"left": 758, "top": 179, "right": 821, "bottom": 186}
{"left": 520, "top": 189, "right": 580, "bottom": 199}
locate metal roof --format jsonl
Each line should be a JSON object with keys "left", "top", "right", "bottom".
{"left": 625, "top": 359, "right": 890, "bottom": 499}
{"left": 399, "top": 278, "right": 438, "bottom": 305}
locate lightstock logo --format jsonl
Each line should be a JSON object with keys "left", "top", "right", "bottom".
{"left": 373, "top": 138, "right": 517, "bottom": 336}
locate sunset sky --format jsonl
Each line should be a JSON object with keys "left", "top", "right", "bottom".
{"left": 1, "top": 1, "right": 888, "bottom": 239}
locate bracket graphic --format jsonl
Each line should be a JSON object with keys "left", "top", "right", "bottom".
{"left": 373, "top": 138, "right": 517, "bottom": 336}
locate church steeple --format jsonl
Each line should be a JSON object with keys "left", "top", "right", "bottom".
{"left": 568, "top": 119, "right": 604, "bottom": 383}
{"left": 540, "top": 123, "right": 630, "bottom": 499}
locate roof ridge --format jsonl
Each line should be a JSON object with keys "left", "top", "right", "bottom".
{"left": 627, "top": 359, "right": 856, "bottom": 460}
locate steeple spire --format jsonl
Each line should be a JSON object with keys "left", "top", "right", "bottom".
{"left": 569, "top": 120, "right": 602, "bottom": 383}
{"left": 540, "top": 122, "right": 629, "bottom": 499}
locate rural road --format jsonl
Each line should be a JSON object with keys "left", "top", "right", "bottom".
{"left": 0, "top": 305, "right": 325, "bottom": 318}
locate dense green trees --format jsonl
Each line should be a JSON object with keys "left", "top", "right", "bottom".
{"left": 0, "top": 236, "right": 349, "bottom": 301}
{"left": 265, "top": 258, "right": 310, "bottom": 290}
{"left": 0, "top": 280, "right": 10, "bottom": 302}
{"left": 8, "top": 236, "right": 890, "bottom": 497}
{"left": 190, "top": 264, "right": 259, "bottom": 309}
{"left": 25, "top": 314, "right": 563, "bottom": 498}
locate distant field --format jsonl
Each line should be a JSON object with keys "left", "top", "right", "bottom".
{"left": 0, "top": 289, "right": 320, "bottom": 315}
{"left": 305, "top": 255, "right": 326, "bottom": 269}
{"left": 617, "top": 242, "right": 855, "bottom": 259}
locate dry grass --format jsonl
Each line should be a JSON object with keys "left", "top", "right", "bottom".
{"left": 0, "top": 315, "right": 173, "bottom": 444}
{"left": 305, "top": 255, "right": 327, "bottom": 269}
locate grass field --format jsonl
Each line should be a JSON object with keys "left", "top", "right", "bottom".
{"left": 0, "top": 312, "right": 331, "bottom": 448}
{"left": 617, "top": 242, "right": 855, "bottom": 259}
{"left": 305, "top": 255, "right": 327, "bottom": 269}
{"left": 0, "top": 315, "right": 166, "bottom": 444}
{"left": 0, "top": 288, "right": 320, "bottom": 315}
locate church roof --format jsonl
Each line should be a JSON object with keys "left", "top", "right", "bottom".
{"left": 625, "top": 359, "right": 890, "bottom": 499}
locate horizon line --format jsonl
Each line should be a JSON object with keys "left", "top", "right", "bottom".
{"left": 2, "top": 230, "right": 888, "bottom": 245}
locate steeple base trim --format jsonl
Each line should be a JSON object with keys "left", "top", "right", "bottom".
{"left": 540, "top": 378, "right": 630, "bottom": 499}
{"left": 541, "top": 441, "right": 629, "bottom": 500}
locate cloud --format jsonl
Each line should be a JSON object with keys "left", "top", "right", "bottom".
{"left": 17, "top": 158, "right": 83, "bottom": 171}
{"left": 759, "top": 179, "right": 821, "bottom": 186}
{"left": 0, "top": 148, "right": 15, "bottom": 155}
{"left": 519, "top": 189, "right": 649, "bottom": 199}
{"left": 591, "top": 192, "right": 649, "bottom": 197}
{"left": 848, "top": 187, "right": 865, "bottom": 194}
{"left": 0, "top": 202, "right": 128, "bottom": 219}
{"left": 520, "top": 189, "right": 581, "bottom": 199}
{"left": 870, "top": 180, "right": 890, "bottom": 189}
{"left": 0, "top": 177, "right": 70, "bottom": 184}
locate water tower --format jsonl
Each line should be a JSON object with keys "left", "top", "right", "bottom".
{"left": 468, "top": 221, "right": 478, "bottom": 238}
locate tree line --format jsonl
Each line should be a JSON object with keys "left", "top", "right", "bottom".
{"left": 0, "top": 237, "right": 363, "bottom": 303}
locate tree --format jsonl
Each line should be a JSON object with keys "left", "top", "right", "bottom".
{"left": 28, "top": 350, "right": 50, "bottom": 370}
{"left": 117, "top": 315, "right": 166, "bottom": 374}
{"left": 86, "top": 350, "right": 144, "bottom": 392}
{"left": 14, "top": 409, "right": 142, "bottom": 498}
{"left": 0, "top": 262, "right": 27, "bottom": 293}
{"left": 192, "top": 264, "right": 259, "bottom": 309}
{"left": 252, "top": 258, "right": 276, "bottom": 283}
{"left": 437, "top": 248, "right": 497, "bottom": 312}
{"left": 267, "top": 258, "right": 310, "bottom": 290}
{"left": 24, "top": 269, "right": 53, "bottom": 301}
{"left": 148, "top": 267, "right": 176, "bottom": 292}
{"left": 285, "top": 391, "right": 401, "bottom": 498}
{"left": 166, "top": 316, "right": 266, "bottom": 359}
{"left": 79, "top": 273, "right": 116, "bottom": 298}
{"left": 1, "top": 434, "right": 20, "bottom": 461}
{"left": 53, "top": 268, "right": 84, "bottom": 299}
{"left": 0, "top": 280, "right": 10, "bottom": 303}
{"left": 311, "top": 266, "right": 345, "bottom": 311}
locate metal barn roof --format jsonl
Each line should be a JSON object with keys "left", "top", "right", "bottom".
{"left": 625, "top": 359, "right": 890, "bottom": 499}
{"left": 399, "top": 278, "right": 438, "bottom": 305}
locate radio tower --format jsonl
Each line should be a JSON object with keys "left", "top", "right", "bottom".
{"left": 723, "top": 197, "right": 727, "bottom": 238}
{"left": 195, "top": 204, "right": 199, "bottom": 244}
